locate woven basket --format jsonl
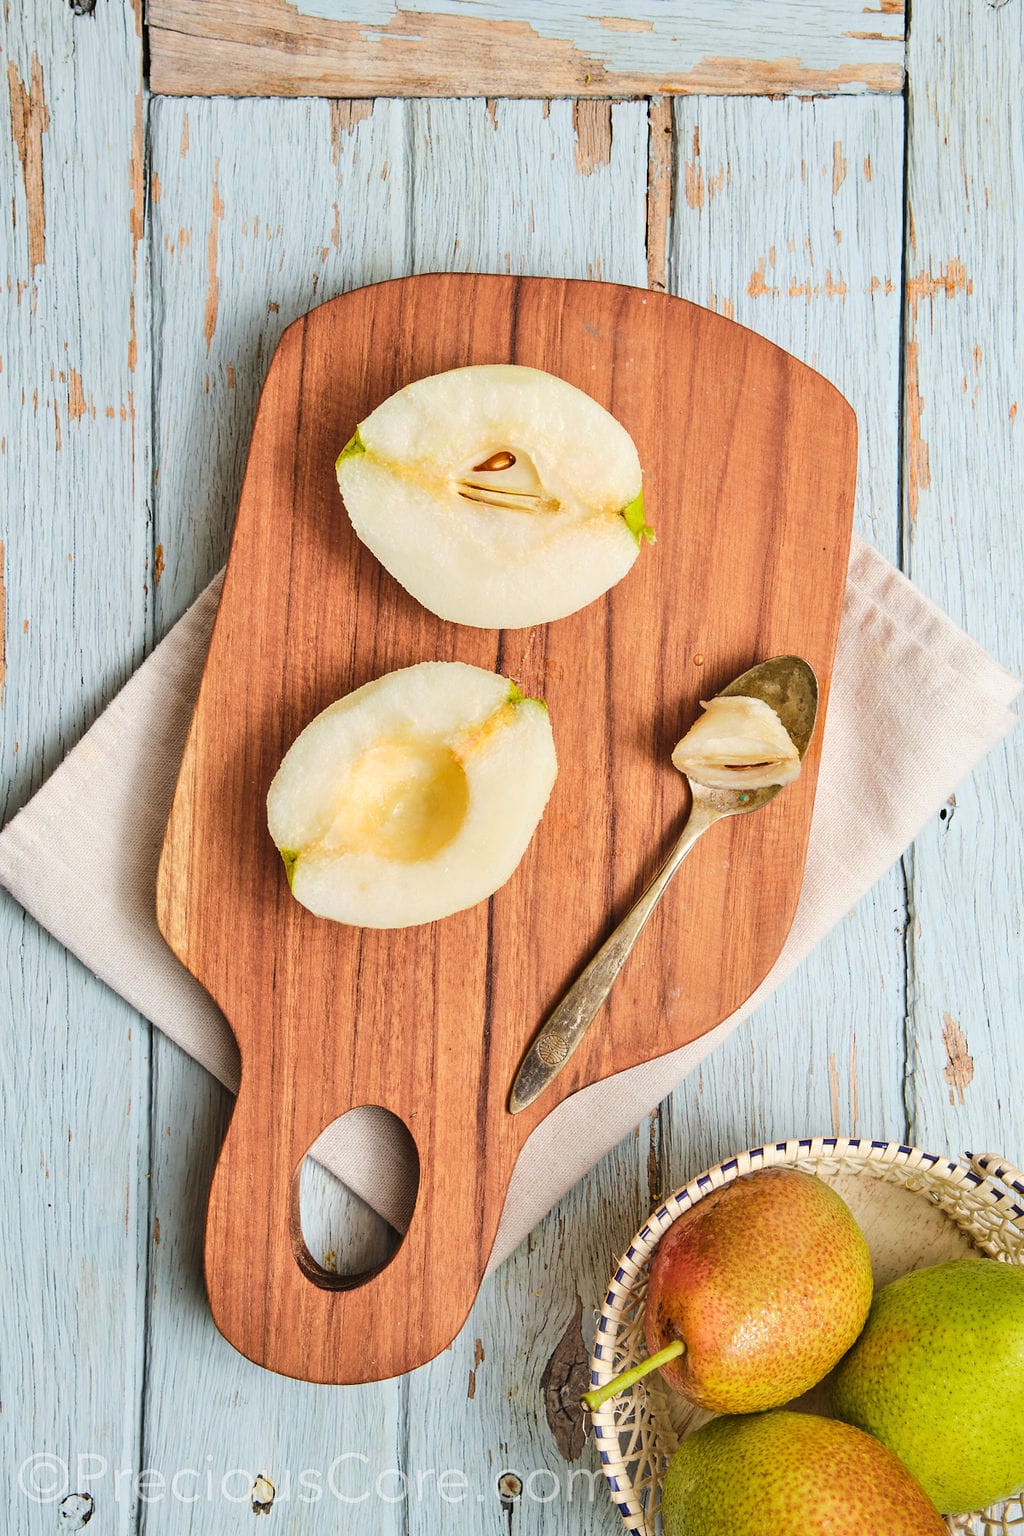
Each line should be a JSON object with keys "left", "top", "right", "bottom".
{"left": 588, "top": 1137, "right": 1024, "bottom": 1536}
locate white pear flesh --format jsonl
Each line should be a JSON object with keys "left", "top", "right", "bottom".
{"left": 671, "top": 693, "right": 801, "bottom": 790}
{"left": 336, "top": 364, "right": 649, "bottom": 629}
{"left": 267, "top": 661, "right": 557, "bottom": 928}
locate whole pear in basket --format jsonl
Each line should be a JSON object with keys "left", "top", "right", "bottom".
{"left": 831, "top": 1256, "right": 1024, "bottom": 1514}
{"left": 661, "top": 1410, "right": 948, "bottom": 1536}
{"left": 586, "top": 1167, "right": 873, "bottom": 1415}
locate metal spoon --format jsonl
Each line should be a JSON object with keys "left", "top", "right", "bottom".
{"left": 508, "top": 655, "right": 819, "bottom": 1114}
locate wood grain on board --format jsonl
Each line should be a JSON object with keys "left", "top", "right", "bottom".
{"left": 147, "top": 0, "right": 905, "bottom": 100}
{"left": 156, "top": 273, "right": 856, "bottom": 1381}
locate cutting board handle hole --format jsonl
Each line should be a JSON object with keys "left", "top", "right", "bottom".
{"left": 289, "top": 1108, "right": 419, "bottom": 1291}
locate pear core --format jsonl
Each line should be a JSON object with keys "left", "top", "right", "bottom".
{"left": 323, "top": 738, "right": 469, "bottom": 864}
{"left": 672, "top": 694, "right": 801, "bottom": 790}
{"left": 267, "top": 660, "right": 557, "bottom": 928}
{"left": 336, "top": 364, "right": 650, "bottom": 629}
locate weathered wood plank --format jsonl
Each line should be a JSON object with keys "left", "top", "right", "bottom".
{"left": 657, "top": 95, "right": 910, "bottom": 1182}
{"left": 406, "top": 98, "right": 648, "bottom": 281}
{"left": 142, "top": 93, "right": 409, "bottom": 1531}
{"left": 900, "top": 0, "right": 1024, "bottom": 1168}
{"left": 405, "top": 1134, "right": 654, "bottom": 1533}
{"left": 0, "top": 1, "right": 150, "bottom": 1530}
{"left": 148, "top": 0, "right": 905, "bottom": 100}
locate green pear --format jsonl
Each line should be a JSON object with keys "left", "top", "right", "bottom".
{"left": 595, "top": 1168, "right": 873, "bottom": 1415}
{"left": 831, "top": 1256, "right": 1024, "bottom": 1514}
{"left": 661, "top": 1410, "right": 948, "bottom": 1536}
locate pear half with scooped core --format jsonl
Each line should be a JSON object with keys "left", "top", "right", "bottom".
{"left": 267, "top": 661, "right": 557, "bottom": 928}
{"left": 336, "top": 364, "right": 651, "bottom": 629}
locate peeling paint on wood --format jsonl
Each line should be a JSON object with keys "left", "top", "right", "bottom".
{"left": 7, "top": 51, "right": 49, "bottom": 273}
{"left": 646, "top": 96, "right": 672, "bottom": 290}
{"left": 829, "top": 1051, "right": 842, "bottom": 1134}
{"left": 942, "top": 1014, "right": 974, "bottom": 1105}
{"left": 203, "top": 164, "right": 224, "bottom": 353}
{"left": 56, "top": 1493, "right": 94, "bottom": 1530}
{"left": 128, "top": 293, "right": 137, "bottom": 373}
{"left": 130, "top": 90, "right": 145, "bottom": 262}
{"left": 572, "top": 100, "right": 613, "bottom": 176}
{"left": 467, "top": 1335, "right": 485, "bottom": 1398}
{"left": 684, "top": 143, "right": 726, "bottom": 212}
{"left": 600, "top": 14, "right": 654, "bottom": 32}
{"left": 905, "top": 255, "right": 973, "bottom": 315}
{"left": 147, "top": 0, "right": 904, "bottom": 99}
{"left": 539, "top": 1295, "right": 590, "bottom": 1461}
{"left": 329, "top": 98, "right": 374, "bottom": 164}
{"left": 68, "top": 369, "right": 87, "bottom": 423}
{"left": 849, "top": 1035, "right": 859, "bottom": 1132}
{"left": 251, "top": 1474, "right": 275, "bottom": 1514}
{"left": 904, "top": 340, "right": 930, "bottom": 523}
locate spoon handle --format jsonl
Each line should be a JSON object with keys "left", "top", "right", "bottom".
{"left": 508, "top": 799, "right": 721, "bottom": 1113}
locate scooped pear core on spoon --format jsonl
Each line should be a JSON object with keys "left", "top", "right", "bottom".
{"left": 672, "top": 693, "right": 801, "bottom": 790}
{"left": 336, "top": 364, "right": 651, "bottom": 629}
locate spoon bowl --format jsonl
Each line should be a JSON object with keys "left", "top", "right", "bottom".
{"left": 687, "top": 654, "right": 819, "bottom": 816}
{"left": 509, "top": 656, "right": 819, "bottom": 1114}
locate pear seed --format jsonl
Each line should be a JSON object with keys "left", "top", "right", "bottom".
{"left": 472, "top": 450, "right": 517, "bottom": 473}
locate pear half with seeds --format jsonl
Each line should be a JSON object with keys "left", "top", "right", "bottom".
{"left": 267, "top": 661, "right": 557, "bottom": 928}
{"left": 336, "top": 364, "right": 651, "bottom": 629}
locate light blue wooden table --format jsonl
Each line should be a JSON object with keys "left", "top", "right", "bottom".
{"left": 2, "top": 3, "right": 1022, "bottom": 1530}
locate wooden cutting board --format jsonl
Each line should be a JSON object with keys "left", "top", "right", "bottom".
{"left": 156, "top": 274, "right": 856, "bottom": 1383}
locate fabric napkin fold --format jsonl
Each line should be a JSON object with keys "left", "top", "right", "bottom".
{"left": 1, "top": 536, "right": 1018, "bottom": 1273}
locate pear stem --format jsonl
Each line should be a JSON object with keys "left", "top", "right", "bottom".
{"left": 580, "top": 1339, "right": 685, "bottom": 1413}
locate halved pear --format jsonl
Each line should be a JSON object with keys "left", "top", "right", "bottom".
{"left": 267, "top": 661, "right": 557, "bottom": 928}
{"left": 336, "top": 364, "right": 651, "bottom": 629}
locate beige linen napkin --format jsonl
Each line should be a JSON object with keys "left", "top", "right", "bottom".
{"left": 0, "top": 536, "right": 1018, "bottom": 1272}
